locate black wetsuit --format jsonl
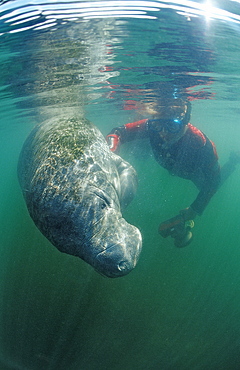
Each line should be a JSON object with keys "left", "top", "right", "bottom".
{"left": 108, "top": 119, "right": 221, "bottom": 215}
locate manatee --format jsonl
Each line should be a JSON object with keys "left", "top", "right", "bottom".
{"left": 18, "top": 116, "right": 142, "bottom": 278}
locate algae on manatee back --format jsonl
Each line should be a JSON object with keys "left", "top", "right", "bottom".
{"left": 34, "top": 117, "right": 96, "bottom": 163}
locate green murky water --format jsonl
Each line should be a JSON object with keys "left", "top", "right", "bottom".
{"left": 1, "top": 1, "right": 240, "bottom": 369}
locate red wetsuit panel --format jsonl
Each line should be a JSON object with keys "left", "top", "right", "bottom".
{"left": 125, "top": 119, "right": 148, "bottom": 130}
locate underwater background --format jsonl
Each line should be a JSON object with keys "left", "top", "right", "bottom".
{"left": 1, "top": 0, "right": 240, "bottom": 369}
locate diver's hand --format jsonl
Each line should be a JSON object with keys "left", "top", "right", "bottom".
{"left": 106, "top": 134, "right": 120, "bottom": 152}
{"left": 180, "top": 207, "right": 197, "bottom": 221}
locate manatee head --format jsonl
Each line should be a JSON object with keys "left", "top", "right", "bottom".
{"left": 73, "top": 184, "right": 142, "bottom": 278}
{"left": 40, "top": 183, "right": 142, "bottom": 278}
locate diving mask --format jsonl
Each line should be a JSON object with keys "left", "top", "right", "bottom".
{"left": 148, "top": 117, "right": 185, "bottom": 134}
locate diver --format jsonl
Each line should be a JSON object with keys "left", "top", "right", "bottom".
{"left": 106, "top": 97, "right": 239, "bottom": 247}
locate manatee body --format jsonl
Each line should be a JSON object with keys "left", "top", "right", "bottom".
{"left": 18, "top": 116, "right": 142, "bottom": 278}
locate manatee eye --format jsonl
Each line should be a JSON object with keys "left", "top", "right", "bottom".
{"left": 96, "top": 194, "right": 111, "bottom": 210}
{"left": 95, "top": 193, "right": 111, "bottom": 209}
{"left": 100, "top": 201, "right": 107, "bottom": 210}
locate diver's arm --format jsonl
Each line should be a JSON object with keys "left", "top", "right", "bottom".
{"left": 181, "top": 137, "right": 221, "bottom": 220}
{"left": 106, "top": 119, "right": 148, "bottom": 152}
{"left": 189, "top": 161, "right": 221, "bottom": 217}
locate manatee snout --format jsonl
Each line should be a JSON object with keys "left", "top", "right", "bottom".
{"left": 93, "top": 221, "right": 142, "bottom": 278}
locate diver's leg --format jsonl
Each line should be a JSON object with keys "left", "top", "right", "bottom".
{"left": 220, "top": 152, "right": 240, "bottom": 186}
{"left": 111, "top": 153, "right": 138, "bottom": 209}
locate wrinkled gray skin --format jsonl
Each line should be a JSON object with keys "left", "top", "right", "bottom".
{"left": 18, "top": 116, "right": 142, "bottom": 278}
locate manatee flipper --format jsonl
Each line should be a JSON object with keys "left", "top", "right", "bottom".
{"left": 111, "top": 152, "right": 138, "bottom": 209}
